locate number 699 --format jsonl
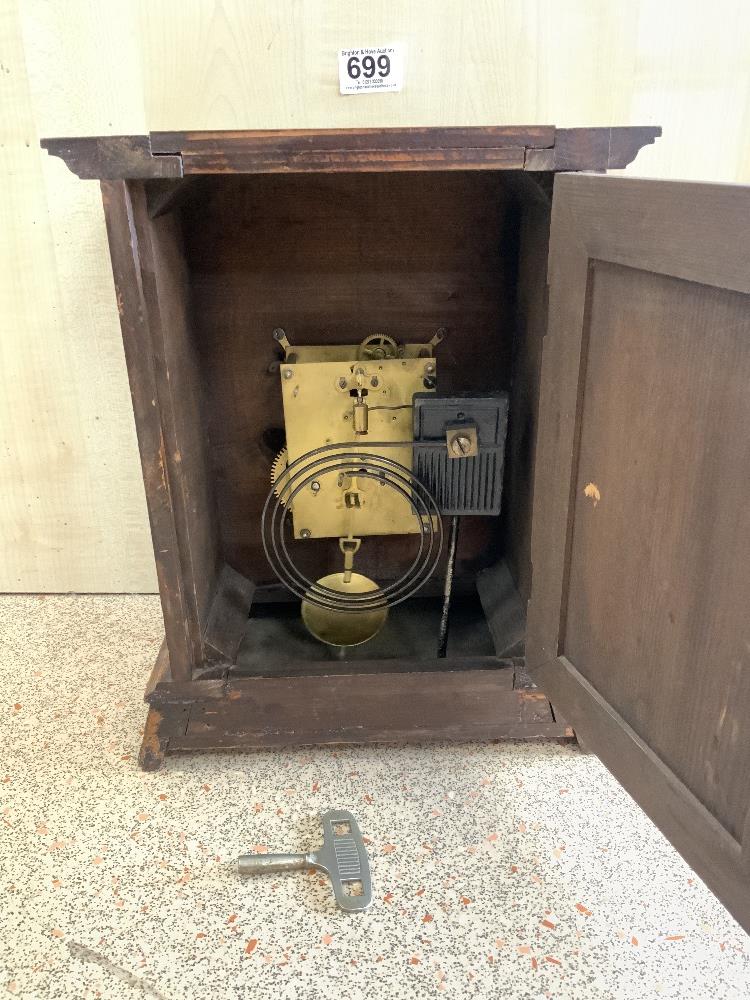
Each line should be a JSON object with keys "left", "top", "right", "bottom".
{"left": 347, "top": 54, "right": 391, "bottom": 80}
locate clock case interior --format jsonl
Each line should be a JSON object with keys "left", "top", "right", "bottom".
{"left": 173, "top": 169, "right": 543, "bottom": 675}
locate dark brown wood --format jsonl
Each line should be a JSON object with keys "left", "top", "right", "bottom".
{"left": 528, "top": 174, "right": 750, "bottom": 666}
{"left": 100, "top": 180, "right": 224, "bottom": 678}
{"left": 145, "top": 177, "right": 200, "bottom": 219}
{"left": 503, "top": 192, "right": 551, "bottom": 602}
{"left": 131, "top": 182, "right": 224, "bottom": 670}
{"left": 151, "top": 656, "right": 509, "bottom": 694}
{"left": 535, "top": 657, "right": 749, "bottom": 930}
{"left": 476, "top": 561, "right": 526, "bottom": 657}
{"left": 100, "top": 181, "right": 195, "bottom": 680}
{"left": 152, "top": 126, "right": 543, "bottom": 173}
{"left": 203, "top": 564, "right": 256, "bottom": 665}
{"left": 524, "top": 126, "right": 661, "bottom": 171}
{"left": 138, "top": 706, "right": 191, "bottom": 770}
{"left": 182, "top": 171, "right": 516, "bottom": 584}
{"left": 154, "top": 125, "right": 658, "bottom": 176}
{"left": 140, "top": 647, "right": 572, "bottom": 763}
{"left": 150, "top": 125, "right": 556, "bottom": 154}
{"left": 138, "top": 709, "right": 168, "bottom": 771}
{"left": 527, "top": 173, "right": 750, "bottom": 932}
{"left": 143, "top": 639, "right": 170, "bottom": 700}
{"left": 42, "top": 135, "right": 182, "bottom": 179}
{"left": 139, "top": 665, "right": 573, "bottom": 766}
{"left": 42, "top": 126, "right": 658, "bottom": 179}
{"left": 183, "top": 145, "right": 526, "bottom": 174}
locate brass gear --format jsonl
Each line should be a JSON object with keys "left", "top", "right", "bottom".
{"left": 358, "top": 333, "right": 399, "bottom": 361}
{"left": 271, "top": 447, "right": 291, "bottom": 506}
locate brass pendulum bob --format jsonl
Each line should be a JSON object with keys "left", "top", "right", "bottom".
{"left": 301, "top": 535, "right": 388, "bottom": 647}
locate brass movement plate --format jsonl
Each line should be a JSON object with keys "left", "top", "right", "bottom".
{"left": 279, "top": 343, "right": 436, "bottom": 539}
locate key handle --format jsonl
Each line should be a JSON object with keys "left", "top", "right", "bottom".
{"left": 238, "top": 809, "right": 372, "bottom": 913}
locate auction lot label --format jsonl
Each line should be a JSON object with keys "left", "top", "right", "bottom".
{"left": 338, "top": 44, "right": 405, "bottom": 94}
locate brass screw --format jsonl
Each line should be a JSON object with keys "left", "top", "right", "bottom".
{"left": 338, "top": 377, "right": 347, "bottom": 389}
{"left": 311, "top": 481, "right": 320, "bottom": 493}
{"left": 282, "top": 368, "right": 294, "bottom": 380}
{"left": 300, "top": 528, "right": 311, "bottom": 539}
{"left": 424, "top": 362, "right": 435, "bottom": 375}
{"left": 370, "top": 376, "right": 379, "bottom": 388}
{"left": 450, "top": 434, "right": 472, "bottom": 456}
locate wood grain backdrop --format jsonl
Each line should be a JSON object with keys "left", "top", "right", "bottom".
{"left": 3, "top": 0, "right": 749, "bottom": 592}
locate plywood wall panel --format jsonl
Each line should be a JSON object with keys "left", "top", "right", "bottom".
{"left": 1, "top": 0, "right": 156, "bottom": 592}
{"left": 3, "top": 0, "right": 750, "bottom": 591}
{"left": 138, "top": 1, "right": 539, "bottom": 131}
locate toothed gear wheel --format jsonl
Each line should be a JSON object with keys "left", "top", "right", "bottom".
{"left": 271, "top": 447, "right": 290, "bottom": 506}
{"left": 358, "top": 333, "right": 399, "bottom": 360}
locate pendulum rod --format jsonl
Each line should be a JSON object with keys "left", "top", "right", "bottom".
{"left": 437, "top": 515, "right": 460, "bottom": 658}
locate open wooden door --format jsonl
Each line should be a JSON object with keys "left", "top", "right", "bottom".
{"left": 526, "top": 174, "right": 750, "bottom": 932}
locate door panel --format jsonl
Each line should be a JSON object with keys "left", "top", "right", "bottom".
{"left": 527, "top": 174, "right": 750, "bottom": 933}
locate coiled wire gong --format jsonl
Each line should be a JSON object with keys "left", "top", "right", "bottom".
{"left": 262, "top": 442, "right": 443, "bottom": 645}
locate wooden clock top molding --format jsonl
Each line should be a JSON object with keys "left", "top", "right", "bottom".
{"left": 41, "top": 125, "right": 660, "bottom": 179}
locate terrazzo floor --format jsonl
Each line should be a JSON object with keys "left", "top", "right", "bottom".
{"left": 1, "top": 595, "right": 748, "bottom": 1000}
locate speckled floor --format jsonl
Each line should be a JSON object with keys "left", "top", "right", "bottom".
{"left": 1, "top": 595, "right": 748, "bottom": 1000}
